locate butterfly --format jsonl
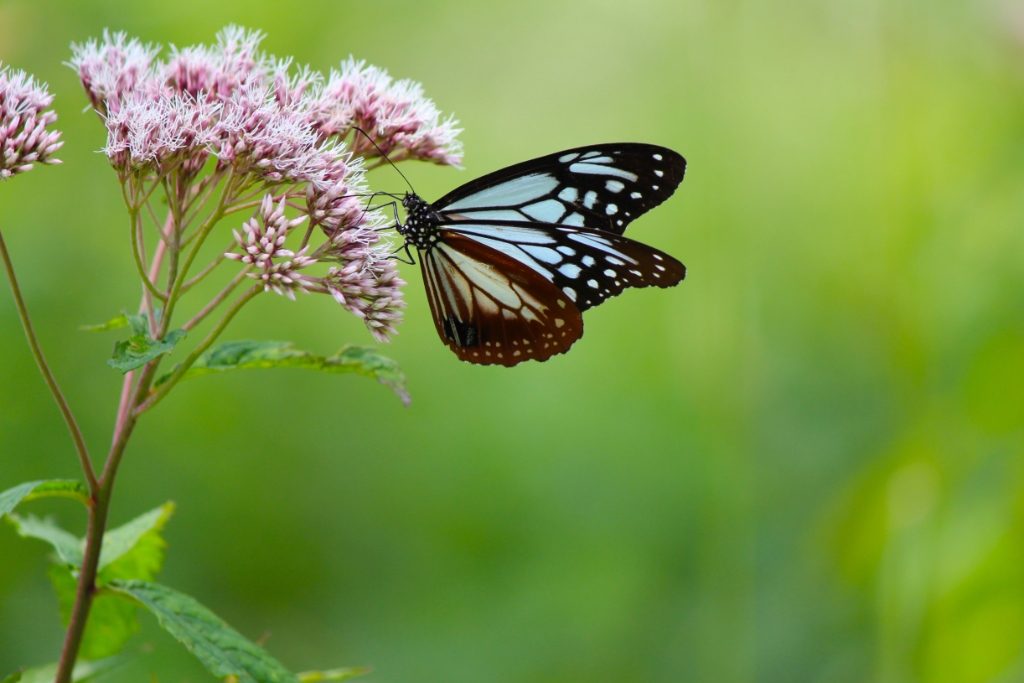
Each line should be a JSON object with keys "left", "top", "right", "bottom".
{"left": 396, "top": 143, "right": 687, "bottom": 366}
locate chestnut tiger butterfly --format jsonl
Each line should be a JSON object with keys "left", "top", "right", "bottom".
{"left": 393, "top": 143, "right": 687, "bottom": 366}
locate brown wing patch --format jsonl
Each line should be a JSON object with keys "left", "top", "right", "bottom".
{"left": 419, "top": 231, "right": 584, "bottom": 366}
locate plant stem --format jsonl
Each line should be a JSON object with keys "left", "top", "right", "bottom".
{"left": 182, "top": 267, "right": 251, "bottom": 332}
{"left": 130, "top": 206, "right": 167, "bottom": 303}
{"left": 54, "top": 361, "right": 154, "bottom": 683}
{"left": 135, "top": 285, "right": 260, "bottom": 415}
{"left": 0, "top": 229, "right": 97, "bottom": 493}
{"left": 54, "top": 170, "right": 248, "bottom": 681}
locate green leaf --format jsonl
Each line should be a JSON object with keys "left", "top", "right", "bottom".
{"left": 108, "top": 319, "right": 186, "bottom": 373}
{"left": 109, "top": 580, "right": 298, "bottom": 683}
{"left": 1, "top": 671, "right": 22, "bottom": 683}
{"left": 0, "top": 480, "right": 88, "bottom": 517}
{"left": 19, "top": 655, "right": 124, "bottom": 683}
{"left": 49, "top": 565, "right": 141, "bottom": 660}
{"left": 79, "top": 313, "right": 130, "bottom": 333}
{"left": 158, "top": 340, "right": 409, "bottom": 404}
{"left": 98, "top": 502, "right": 174, "bottom": 572}
{"left": 46, "top": 503, "right": 175, "bottom": 659}
{"left": 297, "top": 667, "right": 371, "bottom": 682}
{"left": 6, "top": 514, "right": 83, "bottom": 566}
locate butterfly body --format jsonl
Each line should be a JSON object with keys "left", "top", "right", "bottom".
{"left": 397, "top": 143, "right": 687, "bottom": 366}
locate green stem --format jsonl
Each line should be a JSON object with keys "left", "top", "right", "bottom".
{"left": 182, "top": 267, "right": 251, "bottom": 331}
{"left": 180, "top": 243, "right": 232, "bottom": 294}
{"left": 162, "top": 172, "right": 236, "bottom": 329}
{"left": 135, "top": 285, "right": 260, "bottom": 415}
{"left": 0, "top": 228, "right": 98, "bottom": 492}
{"left": 129, "top": 206, "right": 167, "bottom": 303}
{"left": 53, "top": 358, "right": 157, "bottom": 683}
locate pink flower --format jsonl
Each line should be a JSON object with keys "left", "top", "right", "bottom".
{"left": 227, "top": 194, "right": 314, "bottom": 299}
{"left": 69, "top": 30, "right": 160, "bottom": 114}
{"left": 164, "top": 26, "right": 266, "bottom": 102}
{"left": 71, "top": 26, "right": 455, "bottom": 342}
{"left": 101, "top": 92, "right": 219, "bottom": 174}
{"left": 311, "top": 58, "right": 463, "bottom": 166}
{"left": 0, "top": 63, "right": 63, "bottom": 180}
{"left": 325, "top": 250, "right": 407, "bottom": 342}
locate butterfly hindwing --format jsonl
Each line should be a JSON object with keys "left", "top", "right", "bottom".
{"left": 440, "top": 222, "right": 686, "bottom": 311}
{"left": 434, "top": 143, "right": 685, "bottom": 235}
{"left": 419, "top": 231, "right": 584, "bottom": 366}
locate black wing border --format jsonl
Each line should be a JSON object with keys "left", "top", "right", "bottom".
{"left": 432, "top": 142, "right": 687, "bottom": 213}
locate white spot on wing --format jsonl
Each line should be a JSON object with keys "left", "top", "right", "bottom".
{"left": 455, "top": 209, "right": 524, "bottom": 222}
{"left": 606, "top": 204, "right": 618, "bottom": 215}
{"left": 523, "top": 245, "right": 562, "bottom": 264}
{"left": 567, "top": 233, "right": 638, "bottom": 263}
{"left": 562, "top": 213, "right": 585, "bottom": 227}
{"left": 558, "top": 187, "right": 579, "bottom": 203}
{"left": 605, "top": 180, "right": 625, "bottom": 193}
{"left": 653, "top": 153, "right": 663, "bottom": 161}
{"left": 569, "top": 163, "right": 639, "bottom": 182}
{"left": 559, "top": 153, "right": 580, "bottom": 163}
{"left": 583, "top": 191, "right": 597, "bottom": 209}
{"left": 559, "top": 264, "right": 582, "bottom": 278}
{"left": 522, "top": 199, "right": 566, "bottom": 222}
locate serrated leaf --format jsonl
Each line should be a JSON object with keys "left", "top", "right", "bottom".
{"left": 109, "top": 580, "right": 298, "bottom": 683}
{"left": 19, "top": 655, "right": 124, "bottom": 683}
{"left": 49, "top": 565, "right": 141, "bottom": 660}
{"left": 0, "top": 480, "right": 88, "bottom": 517}
{"left": 297, "top": 667, "right": 370, "bottom": 682}
{"left": 46, "top": 503, "right": 174, "bottom": 659}
{"left": 158, "top": 340, "right": 409, "bottom": 404}
{"left": 80, "top": 313, "right": 130, "bottom": 333}
{"left": 108, "top": 326, "right": 186, "bottom": 374}
{"left": 98, "top": 502, "right": 174, "bottom": 572}
{"left": 6, "top": 514, "right": 83, "bottom": 566}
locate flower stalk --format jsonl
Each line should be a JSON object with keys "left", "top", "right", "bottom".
{"left": 2, "top": 26, "right": 462, "bottom": 680}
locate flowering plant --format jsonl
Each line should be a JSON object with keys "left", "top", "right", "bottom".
{"left": 0, "top": 27, "right": 460, "bottom": 682}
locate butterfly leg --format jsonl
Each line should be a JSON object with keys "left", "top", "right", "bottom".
{"left": 389, "top": 241, "right": 416, "bottom": 266}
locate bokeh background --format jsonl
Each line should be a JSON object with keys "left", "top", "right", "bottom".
{"left": 1, "top": 1, "right": 1023, "bottom": 681}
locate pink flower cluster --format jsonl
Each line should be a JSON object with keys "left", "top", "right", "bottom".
{"left": 0, "top": 63, "right": 63, "bottom": 179}
{"left": 69, "top": 26, "right": 459, "bottom": 342}
{"left": 69, "top": 27, "right": 462, "bottom": 177}
{"left": 226, "top": 194, "right": 314, "bottom": 299}
{"left": 312, "top": 58, "right": 462, "bottom": 166}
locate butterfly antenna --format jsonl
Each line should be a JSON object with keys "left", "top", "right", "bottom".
{"left": 352, "top": 126, "right": 416, "bottom": 195}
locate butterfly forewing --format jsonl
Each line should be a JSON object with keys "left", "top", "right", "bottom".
{"left": 434, "top": 143, "right": 685, "bottom": 235}
{"left": 419, "top": 231, "right": 584, "bottom": 366}
{"left": 441, "top": 222, "right": 686, "bottom": 311}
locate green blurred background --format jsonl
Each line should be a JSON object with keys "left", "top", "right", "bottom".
{"left": 1, "top": 0, "right": 1023, "bottom": 681}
